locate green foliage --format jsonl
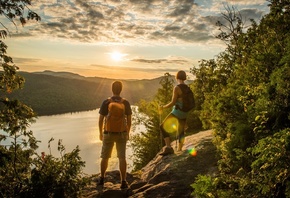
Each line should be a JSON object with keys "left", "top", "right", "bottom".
{"left": 186, "top": 110, "right": 203, "bottom": 133}
{"left": 27, "top": 139, "right": 87, "bottom": 198}
{"left": 0, "top": 138, "right": 87, "bottom": 197}
{"left": 155, "top": 72, "right": 174, "bottom": 104}
{"left": 0, "top": 0, "right": 40, "bottom": 32}
{"left": 131, "top": 72, "right": 203, "bottom": 171}
{"left": 250, "top": 129, "right": 290, "bottom": 196}
{"left": 130, "top": 73, "right": 174, "bottom": 171}
{"left": 0, "top": 96, "right": 87, "bottom": 197}
{"left": 191, "top": 175, "right": 217, "bottom": 198}
{"left": 191, "top": 1, "right": 290, "bottom": 197}
{"left": 0, "top": 2, "right": 88, "bottom": 197}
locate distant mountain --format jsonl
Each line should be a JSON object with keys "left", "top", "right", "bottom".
{"left": 4, "top": 71, "right": 163, "bottom": 116}
{"left": 33, "top": 70, "right": 86, "bottom": 80}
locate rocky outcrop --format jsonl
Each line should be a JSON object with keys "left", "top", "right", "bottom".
{"left": 83, "top": 130, "right": 217, "bottom": 198}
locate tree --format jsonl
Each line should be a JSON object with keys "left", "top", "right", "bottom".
{"left": 130, "top": 73, "right": 174, "bottom": 170}
{"left": 0, "top": 1, "right": 41, "bottom": 196}
{"left": 191, "top": 1, "right": 290, "bottom": 197}
{"left": 0, "top": 1, "right": 87, "bottom": 197}
{"left": 0, "top": 0, "right": 40, "bottom": 38}
{"left": 1, "top": 0, "right": 40, "bottom": 93}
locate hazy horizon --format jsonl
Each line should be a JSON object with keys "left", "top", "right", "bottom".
{"left": 20, "top": 69, "right": 194, "bottom": 81}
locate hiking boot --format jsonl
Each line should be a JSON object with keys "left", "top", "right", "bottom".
{"left": 159, "top": 147, "right": 174, "bottom": 156}
{"left": 96, "top": 176, "right": 104, "bottom": 186}
{"left": 120, "top": 181, "right": 128, "bottom": 189}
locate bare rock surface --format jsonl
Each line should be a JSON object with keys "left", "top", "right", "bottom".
{"left": 82, "top": 130, "right": 217, "bottom": 198}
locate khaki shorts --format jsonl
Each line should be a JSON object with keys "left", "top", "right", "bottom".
{"left": 100, "top": 132, "right": 127, "bottom": 159}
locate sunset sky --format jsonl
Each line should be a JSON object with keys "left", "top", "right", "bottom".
{"left": 3, "top": 0, "right": 270, "bottom": 79}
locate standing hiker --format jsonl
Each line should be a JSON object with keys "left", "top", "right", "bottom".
{"left": 97, "top": 81, "right": 132, "bottom": 189}
{"left": 159, "top": 70, "right": 191, "bottom": 156}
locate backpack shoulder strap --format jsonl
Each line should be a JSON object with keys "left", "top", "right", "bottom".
{"left": 177, "top": 84, "right": 188, "bottom": 93}
{"left": 109, "top": 97, "right": 124, "bottom": 102}
{"left": 106, "top": 97, "right": 112, "bottom": 105}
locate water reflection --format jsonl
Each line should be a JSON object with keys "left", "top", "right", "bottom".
{"left": 0, "top": 107, "right": 144, "bottom": 174}
{"left": 29, "top": 108, "right": 136, "bottom": 175}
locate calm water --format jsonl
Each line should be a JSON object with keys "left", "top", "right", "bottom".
{"left": 2, "top": 107, "right": 143, "bottom": 175}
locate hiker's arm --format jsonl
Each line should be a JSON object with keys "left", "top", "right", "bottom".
{"left": 162, "top": 86, "right": 179, "bottom": 109}
{"left": 99, "top": 114, "right": 105, "bottom": 141}
{"left": 126, "top": 114, "right": 132, "bottom": 140}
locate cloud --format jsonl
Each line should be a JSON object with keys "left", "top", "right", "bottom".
{"left": 131, "top": 57, "right": 191, "bottom": 65}
{"left": 22, "top": 0, "right": 269, "bottom": 44}
{"left": 131, "top": 59, "right": 169, "bottom": 64}
{"left": 13, "top": 57, "right": 41, "bottom": 64}
{"left": 89, "top": 63, "right": 182, "bottom": 76}
{"left": 11, "top": 32, "right": 34, "bottom": 38}
{"left": 239, "top": 8, "right": 265, "bottom": 21}
{"left": 225, "top": 0, "right": 267, "bottom": 5}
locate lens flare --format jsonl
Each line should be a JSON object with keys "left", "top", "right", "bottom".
{"left": 163, "top": 117, "right": 179, "bottom": 133}
{"left": 187, "top": 147, "right": 197, "bottom": 156}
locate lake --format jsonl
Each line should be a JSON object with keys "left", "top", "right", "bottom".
{"left": 1, "top": 107, "right": 144, "bottom": 175}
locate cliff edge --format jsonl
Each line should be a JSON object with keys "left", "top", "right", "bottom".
{"left": 82, "top": 130, "right": 217, "bottom": 198}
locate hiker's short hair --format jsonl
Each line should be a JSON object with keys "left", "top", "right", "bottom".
{"left": 176, "top": 70, "right": 186, "bottom": 81}
{"left": 112, "top": 81, "right": 122, "bottom": 95}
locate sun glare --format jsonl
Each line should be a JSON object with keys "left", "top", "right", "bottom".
{"left": 110, "top": 51, "right": 125, "bottom": 61}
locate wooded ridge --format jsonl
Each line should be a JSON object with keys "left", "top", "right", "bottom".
{"left": 3, "top": 71, "right": 163, "bottom": 116}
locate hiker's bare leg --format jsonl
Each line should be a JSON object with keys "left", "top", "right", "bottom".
{"left": 178, "top": 119, "right": 186, "bottom": 151}
{"left": 178, "top": 138, "right": 184, "bottom": 151}
{"left": 164, "top": 136, "right": 172, "bottom": 148}
{"left": 100, "top": 158, "right": 109, "bottom": 178}
{"left": 159, "top": 114, "right": 175, "bottom": 155}
{"left": 160, "top": 114, "right": 175, "bottom": 148}
{"left": 119, "top": 158, "right": 127, "bottom": 181}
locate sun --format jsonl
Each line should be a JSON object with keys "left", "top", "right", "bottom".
{"left": 110, "top": 51, "right": 126, "bottom": 61}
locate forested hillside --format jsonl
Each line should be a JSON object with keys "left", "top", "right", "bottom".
{"left": 191, "top": 2, "right": 290, "bottom": 197}
{"left": 4, "top": 71, "right": 162, "bottom": 115}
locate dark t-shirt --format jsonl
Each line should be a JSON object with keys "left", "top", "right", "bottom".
{"left": 99, "top": 96, "right": 132, "bottom": 116}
